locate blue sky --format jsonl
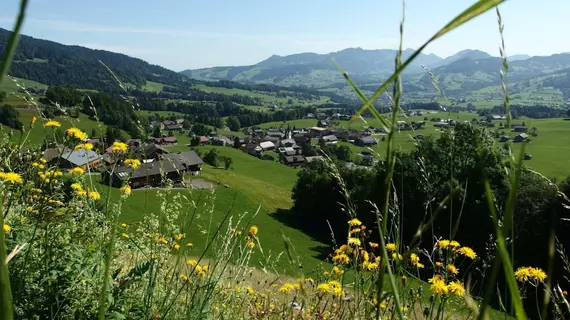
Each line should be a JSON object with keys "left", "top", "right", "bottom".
{"left": 1, "top": 0, "right": 568, "bottom": 71}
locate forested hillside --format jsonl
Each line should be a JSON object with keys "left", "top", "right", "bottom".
{"left": 0, "top": 28, "right": 189, "bottom": 92}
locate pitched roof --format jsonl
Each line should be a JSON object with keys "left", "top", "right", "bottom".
{"left": 136, "top": 144, "right": 170, "bottom": 157}
{"left": 260, "top": 141, "right": 276, "bottom": 149}
{"left": 163, "top": 151, "right": 204, "bottom": 167}
{"left": 115, "top": 158, "right": 185, "bottom": 180}
{"left": 162, "top": 136, "right": 178, "bottom": 142}
{"left": 61, "top": 148, "right": 102, "bottom": 166}
{"left": 42, "top": 148, "right": 60, "bottom": 163}
{"left": 359, "top": 136, "right": 377, "bottom": 144}
{"left": 322, "top": 135, "right": 338, "bottom": 142}
{"left": 284, "top": 155, "right": 305, "bottom": 163}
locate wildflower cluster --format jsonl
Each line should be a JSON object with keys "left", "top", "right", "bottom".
{"left": 427, "top": 239, "right": 475, "bottom": 298}
{"left": 514, "top": 266, "right": 547, "bottom": 284}
{"left": 66, "top": 127, "right": 88, "bottom": 141}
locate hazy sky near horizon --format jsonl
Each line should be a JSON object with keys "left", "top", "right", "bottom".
{"left": 1, "top": 0, "right": 568, "bottom": 71}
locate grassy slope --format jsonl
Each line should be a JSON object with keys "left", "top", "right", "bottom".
{"left": 1, "top": 109, "right": 109, "bottom": 145}
{"left": 194, "top": 84, "right": 330, "bottom": 106}
{"left": 0, "top": 76, "right": 48, "bottom": 92}
{"left": 111, "top": 144, "right": 329, "bottom": 275}
{"left": 142, "top": 81, "right": 167, "bottom": 92}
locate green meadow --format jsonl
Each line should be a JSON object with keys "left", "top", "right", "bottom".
{"left": 1, "top": 109, "right": 110, "bottom": 145}
{"left": 86, "top": 144, "right": 328, "bottom": 275}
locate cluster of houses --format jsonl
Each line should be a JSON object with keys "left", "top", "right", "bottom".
{"left": 41, "top": 139, "right": 204, "bottom": 189}
{"left": 236, "top": 122, "right": 382, "bottom": 167}
{"left": 150, "top": 118, "right": 185, "bottom": 132}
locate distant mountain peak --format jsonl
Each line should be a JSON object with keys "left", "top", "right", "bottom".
{"left": 509, "top": 54, "right": 531, "bottom": 61}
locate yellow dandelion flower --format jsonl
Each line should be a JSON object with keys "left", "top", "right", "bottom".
{"left": 0, "top": 172, "right": 23, "bottom": 184}
{"left": 336, "top": 244, "right": 353, "bottom": 254}
{"left": 369, "top": 242, "right": 379, "bottom": 248}
{"left": 121, "top": 233, "right": 129, "bottom": 239}
{"left": 121, "top": 223, "right": 127, "bottom": 227}
{"left": 40, "top": 158, "right": 46, "bottom": 163}
{"left": 175, "top": 233, "right": 185, "bottom": 241}
{"left": 246, "top": 287, "right": 254, "bottom": 294}
{"left": 417, "top": 262, "right": 425, "bottom": 269}
{"left": 447, "top": 281, "right": 466, "bottom": 297}
{"left": 515, "top": 266, "right": 547, "bottom": 283}
{"left": 179, "top": 274, "right": 189, "bottom": 282}
{"left": 457, "top": 247, "right": 476, "bottom": 260}
{"left": 446, "top": 264, "right": 459, "bottom": 276}
{"left": 333, "top": 253, "right": 350, "bottom": 265}
{"left": 349, "top": 228, "right": 361, "bottom": 234}
{"left": 361, "top": 250, "right": 369, "bottom": 262}
{"left": 124, "top": 159, "right": 141, "bottom": 169}
{"left": 247, "top": 239, "right": 255, "bottom": 248}
{"left": 76, "top": 190, "right": 87, "bottom": 197}
{"left": 249, "top": 225, "right": 258, "bottom": 236}
{"left": 449, "top": 240, "right": 460, "bottom": 249}
{"left": 172, "top": 244, "right": 180, "bottom": 250}
{"left": 279, "top": 283, "right": 296, "bottom": 293}
{"left": 392, "top": 253, "right": 403, "bottom": 260}
{"left": 402, "top": 275, "right": 407, "bottom": 281}
{"left": 186, "top": 243, "right": 193, "bottom": 247}
{"left": 437, "top": 239, "right": 450, "bottom": 249}
{"left": 429, "top": 275, "right": 444, "bottom": 284}
{"left": 317, "top": 283, "right": 331, "bottom": 293}
{"left": 120, "top": 185, "right": 132, "bottom": 196}
{"left": 70, "top": 183, "right": 83, "bottom": 191}
{"left": 410, "top": 253, "right": 420, "bottom": 266}
{"left": 187, "top": 259, "right": 197, "bottom": 266}
{"left": 348, "top": 218, "right": 362, "bottom": 226}
{"left": 32, "top": 162, "right": 39, "bottom": 167}
{"left": 430, "top": 279, "right": 448, "bottom": 296}
{"left": 365, "top": 262, "right": 379, "bottom": 271}
{"left": 44, "top": 120, "right": 61, "bottom": 128}
{"left": 88, "top": 191, "right": 101, "bottom": 200}
{"left": 386, "top": 243, "right": 397, "bottom": 252}
{"left": 111, "top": 141, "right": 128, "bottom": 153}
{"left": 69, "top": 167, "right": 85, "bottom": 175}
{"left": 84, "top": 143, "right": 93, "bottom": 150}
{"left": 3, "top": 224, "right": 11, "bottom": 233}
{"left": 31, "top": 116, "right": 37, "bottom": 125}
{"left": 348, "top": 238, "right": 361, "bottom": 246}
{"left": 66, "top": 128, "right": 88, "bottom": 140}
{"left": 333, "top": 266, "right": 344, "bottom": 275}
{"left": 435, "top": 261, "right": 443, "bottom": 268}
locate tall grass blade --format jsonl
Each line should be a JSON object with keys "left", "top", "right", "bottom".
{"left": 0, "top": 0, "right": 28, "bottom": 84}
{"left": 352, "top": 0, "right": 505, "bottom": 121}
{"left": 477, "top": 144, "right": 527, "bottom": 320}
{"left": 0, "top": 1, "right": 30, "bottom": 319}
{"left": 331, "top": 58, "right": 391, "bottom": 133}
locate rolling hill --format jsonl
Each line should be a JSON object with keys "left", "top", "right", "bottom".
{"left": 183, "top": 48, "right": 444, "bottom": 88}
{"left": 181, "top": 48, "right": 570, "bottom": 104}
{"left": 0, "top": 27, "right": 191, "bottom": 93}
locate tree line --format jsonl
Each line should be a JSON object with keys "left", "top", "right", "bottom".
{"left": 289, "top": 123, "right": 568, "bottom": 313}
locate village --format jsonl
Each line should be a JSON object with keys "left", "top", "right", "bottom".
{"left": 37, "top": 111, "right": 534, "bottom": 190}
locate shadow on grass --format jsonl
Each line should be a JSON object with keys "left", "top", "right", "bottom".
{"left": 270, "top": 208, "right": 334, "bottom": 261}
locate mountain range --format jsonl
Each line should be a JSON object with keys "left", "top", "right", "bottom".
{"left": 2, "top": 26, "right": 570, "bottom": 105}
{"left": 182, "top": 48, "right": 570, "bottom": 103}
